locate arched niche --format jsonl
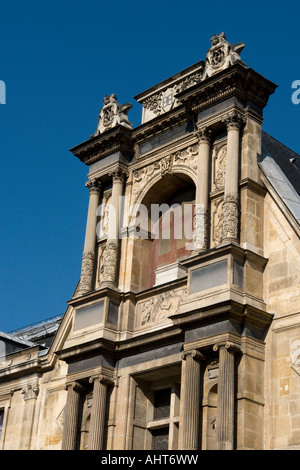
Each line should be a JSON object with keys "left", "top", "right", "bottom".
{"left": 130, "top": 172, "right": 195, "bottom": 291}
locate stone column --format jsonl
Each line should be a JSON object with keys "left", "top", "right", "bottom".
{"left": 222, "top": 112, "right": 243, "bottom": 244}
{"left": 181, "top": 350, "right": 205, "bottom": 450}
{"left": 20, "top": 383, "right": 39, "bottom": 450}
{"left": 61, "top": 382, "right": 84, "bottom": 450}
{"left": 101, "top": 169, "right": 126, "bottom": 289}
{"left": 193, "top": 126, "right": 211, "bottom": 252}
{"left": 213, "top": 341, "right": 238, "bottom": 450}
{"left": 78, "top": 179, "right": 101, "bottom": 295}
{"left": 88, "top": 375, "right": 113, "bottom": 450}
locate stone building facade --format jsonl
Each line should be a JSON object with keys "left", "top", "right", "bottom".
{"left": 1, "top": 33, "right": 300, "bottom": 450}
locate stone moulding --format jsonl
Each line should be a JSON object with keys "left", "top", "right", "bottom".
{"left": 176, "top": 63, "right": 277, "bottom": 114}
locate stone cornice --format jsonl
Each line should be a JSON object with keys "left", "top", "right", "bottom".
{"left": 176, "top": 63, "right": 277, "bottom": 114}
{"left": 69, "top": 125, "right": 133, "bottom": 166}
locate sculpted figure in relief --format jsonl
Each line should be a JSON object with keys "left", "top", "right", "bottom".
{"left": 202, "top": 32, "right": 246, "bottom": 80}
{"left": 92, "top": 94, "right": 132, "bottom": 136}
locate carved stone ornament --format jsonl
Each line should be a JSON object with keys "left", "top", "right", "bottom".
{"left": 193, "top": 204, "right": 208, "bottom": 251}
{"left": 78, "top": 251, "right": 95, "bottom": 294}
{"left": 202, "top": 32, "right": 246, "bottom": 80}
{"left": 222, "top": 111, "right": 245, "bottom": 131}
{"left": 212, "top": 198, "right": 224, "bottom": 247}
{"left": 214, "top": 145, "right": 227, "bottom": 190}
{"left": 85, "top": 179, "right": 101, "bottom": 194}
{"left": 101, "top": 241, "right": 118, "bottom": 284}
{"left": 222, "top": 194, "right": 239, "bottom": 241}
{"left": 132, "top": 146, "right": 198, "bottom": 205}
{"left": 137, "top": 288, "right": 187, "bottom": 326}
{"left": 141, "top": 71, "right": 202, "bottom": 120}
{"left": 21, "top": 383, "right": 39, "bottom": 401}
{"left": 173, "top": 145, "right": 198, "bottom": 171}
{"left": 92, "top": 94, "right": 133, "bottom": 136}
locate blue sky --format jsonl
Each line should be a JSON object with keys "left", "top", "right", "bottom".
{"left": 0, "top": 0, "right": 299, "bottom": 332}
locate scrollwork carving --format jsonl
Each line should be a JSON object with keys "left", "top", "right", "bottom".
{"left": 78, "top": 251, "right": 95, "bottom": 294}
{"left": 222, "top": 194, "right": 239, "bottom": 241}
{"left": 101, "top": 242, "right": 118, "bottom": 284}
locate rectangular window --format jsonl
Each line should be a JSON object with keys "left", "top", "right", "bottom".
{"left": 152, "top": 427, "right": 169, "bottom": 450}
{"left": 153, "top": 388, "right": 171, "bottom": 420}
{"left": 0, "top": 409, "right": 4, "bottom": 441}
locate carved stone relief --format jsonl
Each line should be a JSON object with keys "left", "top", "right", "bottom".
{"left": 222, "top": 194, "right": 239, "bottom": 241}
{"left": 78, "top": 251, "right": 95, "bottom": 294}
{"left": 212, "top": 144, "right": 227, "bottom": 191}
{"left": 92, "top": 94, "right": 132, "bottom": 136}
{"left": 142, "top": 72, "right": 202, "bottom": 120}
{"left": 136, "top": 288, "right": 187, "bottom": 327}
{"left": 100, "top": 241, "right": 118, "bottom": 284}
{"left": 132, "top": 144, "right": 198, "bottom": 205}
{"left": 193, "top": 205, "right": 208, "bottom": 251}
{"left": 21, "top": 383, "right": 39, "bottom": 401}
{"left": 211, "top": 197, "right": 224, "bottom": 248}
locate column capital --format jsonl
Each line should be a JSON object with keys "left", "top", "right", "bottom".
{"left": 89, "top": 374, "right": 114, "bottom": 386}
{"left": 181, "top": 349, "right": 206, "bottom": 362}
{"left": 65, "top": 381, "right": 85, "bottom": 394}
{"left": 109, "top": 168, "right": 128, "bottom": 185}
{"left": 222, "top": 111, "right": 245, "bottom": 131}
{"left": 213, "top": 341, "right": 241, "bottom": 352}
{"left": 194, "top": 125, "right": 211, "bottom": 144}
{"left": 85, "top": 178, "right": 101, "bottom": 195}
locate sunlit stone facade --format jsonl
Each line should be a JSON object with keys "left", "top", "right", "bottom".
{"left": 1, "top": 33, "right": 300, "bottom": 450}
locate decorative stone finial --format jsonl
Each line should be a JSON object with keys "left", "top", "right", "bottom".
{"left": 92, "top": 94, "right": 133, "bottom": 137}
{"left": 202, "top": 33, "right": 246, "bottom": 80}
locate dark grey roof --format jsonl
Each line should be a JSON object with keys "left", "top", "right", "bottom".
{"left": 8, "top": 315, "right": 63, "bottom": 350}
{"left": 260, "top": 132, "right": 300, "bottom": 225}
{"left": 262, "top": 132, "right": 300, "bottom": 195}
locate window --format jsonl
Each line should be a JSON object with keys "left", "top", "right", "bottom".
{"left": 147, "top": 385, "right": 180, "bottom": 450}
{"left": 0, "top": 409, "right": 4, "bottom": 441}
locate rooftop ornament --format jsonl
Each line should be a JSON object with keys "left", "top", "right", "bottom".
{"left": 92, "top": 93, "right": 133, "bottom": 137}
{"left": 202, "top": 32, "right": 246, "bottom": 80}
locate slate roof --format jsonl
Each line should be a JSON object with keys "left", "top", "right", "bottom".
{"left": 260, "top": 132, "right": 300, "bottom": 225}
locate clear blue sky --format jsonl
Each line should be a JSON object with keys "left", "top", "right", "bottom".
{"left": 1, "top": 0, "right": 299, "bottom": 332}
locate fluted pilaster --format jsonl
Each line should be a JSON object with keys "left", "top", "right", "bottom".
{"left": 181, "top": 350, "right": 205, "bottom": 450}
{"left": 61, "top": 382, "right": 84, "bottom": 450}
{"left": 88, "top": 375, "right": 113, "bottom": 450}
{"left": 213, "top": 341, "right": 238, "bottom": 450}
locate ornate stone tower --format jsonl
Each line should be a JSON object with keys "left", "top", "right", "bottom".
{"left": 1, "top": 33, "right": 300, "bottom": 451}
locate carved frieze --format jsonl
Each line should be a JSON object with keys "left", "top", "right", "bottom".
{"left": 136, "top": 288, "right": 187, "bottom": 327}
